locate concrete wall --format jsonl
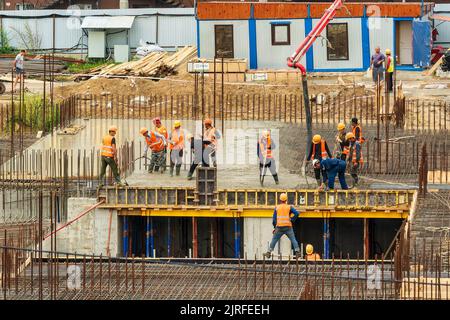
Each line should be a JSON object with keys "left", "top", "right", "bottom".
{"left": 434, "top": 4, "right": 450, "bottom": 46}
{"left": 198, "top": 20, "right": 249, "bottom": 65}
{"left": 368, "top": 17, "right": 394, "bottom": 58}
{"left": 243, "top": 217, "right": 294, "bottom": 259}
{"left": 312, "top": 18, "right": 363, "bottom": 70}
{"left": 43, "top": 197, "right": 118, "bottom": 256}
{"left": 255, "top": 19, "right": 306, "bottom": 69}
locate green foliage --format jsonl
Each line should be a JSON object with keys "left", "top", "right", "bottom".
{"left": 7, "top": 94, "right": 59, "bottom": 132}
{"left": 0, "top": 28, "right": 16, "bottom": 54}
{"left": 66, "top": 59, "right": 112, "bottom": 73}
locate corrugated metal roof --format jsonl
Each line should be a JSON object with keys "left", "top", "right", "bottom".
{"left": 81, "top": 16, "right": 135, "bottom": 29}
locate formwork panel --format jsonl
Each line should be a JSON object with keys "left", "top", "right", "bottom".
{"left": 137, "top": 189, "right": 146, "bottom": 205}
{"left": 227, "top": 192, "right": 236, "bottom": 206}
{"left": 127, "top": 189, "right": 136, "bottom": 205}
{"left": 157, "top": 189, "right": 168, "bottom": 205}
{"left": 267, "top": 191, "right": 276, "bottom": 206}
{"left": 357, "top": 193, "right": 367, "bottom": 207}
{"left": 237, "top": 191, "right": 246, "bottom": 205}
{"left": 107, "top": 189, "right": 116, "bottom": 204}
{"left": 247, "top": 191, "right": 256, "bottom": 206}
{"left": 167, "top": 189, "right": 177, "bottom": 205}
{"left": 147, "top": 189, "right": 156, "bottom": 205}
{"left": 117, "top": 188, "right": 126, "bottom": 204}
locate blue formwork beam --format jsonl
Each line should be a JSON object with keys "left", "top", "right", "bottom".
{"left": 234, "top": 218, "right": 240, "bottom": 258}
{"left": 150, "top": 217, "right": 155, "bottom": 257}
{"left": 123, "top": 216, "right": 129, "bottom": 257}
{"left": 323, "top": 218, "right": 330, "bottom": 259}
{"left": 145, "top": 216, "right": 150, "bottom": 258}
{"left": 167, "top": 218, "right": 171, "bottom": 257}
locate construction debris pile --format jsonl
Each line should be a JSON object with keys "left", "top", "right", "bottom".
{"left": 86, "top": 46, "right": 197, "bottom": 78}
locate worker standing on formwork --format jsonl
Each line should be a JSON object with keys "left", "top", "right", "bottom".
{"left": 320, "top": 158, "right": 349, "bottom": 190}
{"left": 203, "top": 118, "right": 220, "bottom": 168}
{"left": 153, "top": 117, "right": 168, "bottom": 173}
{"left": 307, "top": 134, "right": 332, "bottom": 188}
{"left": 99, "top": 126, "right": 124, "bottom": 187}
{"left": 335, "top": 123, "right": 348, "bottom": 160}
{"left": 346, "top": 132, "right": 363, "bottom": 188}
{"left": 140, "top": 127, "right": 166, "bottom": 174}
{"left": 263, "top": 193, "right": 301, "bottom": 259}
{"left": 168, "top": 120, "right": 184, "bottom": 177}
{"left": 385, "top": 49, "right": 394, "bottom": 92}
{"left": 258, "top": 130, "right": 279, "bottom": 186}
{"left": 305, "top": 244, "right": 321, "bottom": 261}
{"left": 351, "top": 117, "right": 365, "bottom": 144}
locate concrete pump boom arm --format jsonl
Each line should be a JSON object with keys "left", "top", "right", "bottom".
{"left": 287, "top": 0, "right": 344, "bottom": 75}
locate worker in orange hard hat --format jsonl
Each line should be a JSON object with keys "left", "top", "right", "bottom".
{"left": 307, "top": 134, "right": 331, "bottom": 188}
{"left": 153, "top": 117, "right": 168, "bottom": 173}
{"left": 99, "top": 126, "right": 124, "bottom": 187}
{"left": 141, "top": 126, "right": 166, "bottom": 174}
{"left": 168, "top": 120, "right": 185, "bottom": 177}
{"left": 263, "top": 193, "right": 301, "bottom": 259}
{"left": 258, "top": 129, "right": 279, "bottom": 186}
{"left": 346, "top": 132, "right": 363, "bottom": 188}
{"left": 305, "top": 244, "right": 321, "bottom": 262}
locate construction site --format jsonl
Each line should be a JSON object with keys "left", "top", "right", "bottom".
{"left": 0, "top": 0, "right": 450, "bottom": 301}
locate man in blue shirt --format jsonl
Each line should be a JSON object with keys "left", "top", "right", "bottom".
{"left": 320, "top": 158, "right": 349, "bottom": 190}
{"left": 371, "top": 46, "right": 385, "bottom": 83}
{"left": 263, "top": 193, "right": 300, "bottom": 258}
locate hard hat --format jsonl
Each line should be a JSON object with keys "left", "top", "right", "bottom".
{"left": 109, "top": 125, "right": 118, "bottom": 132}
{"left": 346, "top": 132, "right": 355, "bottom": 140}
{"left": 351, "top": 117, "right": 358, "bottom": 124}
{"left": 385, "top": 48, "right": 391, "bottom": 55}
{"left": 279, "top": 193, "right": 288, "bottom": 202}
{"left": 174, "top": 120, "right": 181, "bottom": 128}
{"left": 337, "top": 123, "right": 345, "bottom": 131}
{"left": 312, "top": 134, "right": 321, "bottom": 144}
{"left": 204, "top": 118, "right": 212, "bottom": 125}
{"left": 312, "top": 159, "right": 320, "bottom": 167}
{"left": 306, "top": 244, "right": 314, "bottom": 255}
{"left": 262, "top": 130, "right": 270, "bottom": 137}
{"left": 153, "top": 117, "right": 161, "bottom": 124}
{"left": 140, "top": 127, "right": 148, "bottom": 135}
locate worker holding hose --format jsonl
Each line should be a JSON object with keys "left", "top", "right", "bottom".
{"left": 99, "top": 126, "right": 124, "bottom": 187}
{"left": 140, "top": 127, "right": 166, "bottom": 174}
{"left": 263, "top": 193, "right": 301, "bottom": 259}
{"left": 257, "top": 129, "right": 279, "bottom": 186}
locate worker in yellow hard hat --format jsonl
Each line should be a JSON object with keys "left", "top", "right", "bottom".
{"left": 335, "top": 123, "right": 347, "bottom": 160}
{"left": 385, "top": 48, "right": 394, "bottom": 92}
{"left": 307, "top": 134, "right": 331, "bottom": 188}
{"left": 258, "top": 129, "right": 279, "bottom": 186}
{"left": 168, "top": 120, "right": 185, "bottom": 177}
{"left": 263, "top": 193, "right": 301, "bottom": 259}
{"left": 346, "top": 132, "right": 363, "bottom": 188}
{"left": 99, "top": 125, "right": 124, "bottom": 187}
{"left": 305, "top": 244, "right": 321, "bottom": 261}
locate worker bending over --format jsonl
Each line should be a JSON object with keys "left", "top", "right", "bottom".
{"left": 99, "top": 126, "right": 124, "bottom": 187}
{"left": 335, "top": 123, "right": 348, "bottom": 160}
{"left": 263, "top": 193, "right": 301, "bottom": 258}
{"left": 320, "top": 158, "right": 349, "bottom": 190}
{"left": 153, "top": 117, "right": 168, "bottom": 173}
{"left": 257, "top": 130, "right": 279, "bottom": 186}
{"left": 346, "top": 132, "right": 363, "bottom": 188}
{"left": 168, "top": 120, "right": 184, "bottom": 177}
{"left": 307, "top": 134, "right": 332, "bottom": 187}
{"left": 305, "top": 244, "right": 321, "bottom": 262}
{"left": 140, "top": 127, "right": 166, "bottom": 174}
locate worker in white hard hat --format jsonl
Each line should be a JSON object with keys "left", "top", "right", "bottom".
{"left": 258, "top": 129, "right": 279, "bottom": 186}
{"left": 305, "top": 244, "right": 321, "bottom": 261}
{"left": 99, "top": 126, "right": 124, "bottom": 187}
{"left": 263, "top": 193, "right": 301, "bottom": 259}
{"left": 168, "top": 120, "right": 185, "bottom": 177}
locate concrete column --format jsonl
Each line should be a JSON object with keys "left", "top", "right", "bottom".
{"left": 119, "top": 0, "right": 129, "bottom": 9}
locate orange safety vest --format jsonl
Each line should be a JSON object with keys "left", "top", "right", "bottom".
{"left": 101, "top": 135, "right": 115, "bottom": 158}
{"left": 350, "top": 142, "right": 364, "bottom": 164}
{"left": 306, "top": 253, "right": 321, "bottom": 261}
{"left": 169, "top": 128, "right": 184, "bottom": 150}
{"left": 311, "top": 140, "right": 328, "bottom": 160}
{"left": 259, "top": 135, "right": 272, "bottom": 159}
{"left": 157, "top": 125, "right": 168, "bottom": 140}
{"left": 145, "top": 131, "right": 165, "bottom": 152}
{"left": 204, "top": 127, "right": 217, "bottom": 146}
{"left": 276, "top": 204, "right": 292, "bottom": 227}
{"left": 352, "top": 125, "right": 365, "bottom": 143}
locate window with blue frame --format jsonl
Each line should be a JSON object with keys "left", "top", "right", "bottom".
{"left": 326, "top": 23, "right": 349, "bottom": 61}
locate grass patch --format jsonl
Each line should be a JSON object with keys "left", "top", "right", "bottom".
{"left": 66, "top": 59, "right": 113, "bottom": 73}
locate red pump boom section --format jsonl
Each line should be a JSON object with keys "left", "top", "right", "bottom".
{"left": 287, "top": 0, "right": 344, "bottom": 75}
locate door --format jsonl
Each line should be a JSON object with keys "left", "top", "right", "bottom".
{"left": 214, "top": 25, "right": 234, "bottom": 58}
{"left": 397, "top": 21, "right": 413, "bottom": 65}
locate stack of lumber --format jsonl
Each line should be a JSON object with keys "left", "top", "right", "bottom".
{"left": 187, "top": 57, "right": 247, "bottom": 82}
{"left": 88, "top": 46, "right": 197, "bottom": 78}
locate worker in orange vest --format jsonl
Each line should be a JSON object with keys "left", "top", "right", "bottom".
{"left": 258, "top": 129, "right": 279, "bottom": 186}
{"left": 307, "top": 134, "right": 332, "bottom": 187}
{"left": 153, "top": 117, "right": 168, "bottom": 173}
{"left": 305, "top": 244, "right": 321, "bottom": 261}
{"left": 99, "top": 126, "right": 124, "bottom": 187}
{"left": 263, "top": 193, "right": 301, "bottom": 259}
{"left": 140, "top": 127, "right": 166, "bottom": 174}
{"left": 351, "top": 118, "right": 365, "bottom": 144}
{"left": 168, "top": 120, "right": 184, "bottom": 177}
{"left": 203, "top": 118, "right": 220, "bottom": 167}
{"left": 335, "top": 123, "right": 348, "bottom": 160}
{"left": 346, "top": 132, "right": 363, "bottom": 188}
